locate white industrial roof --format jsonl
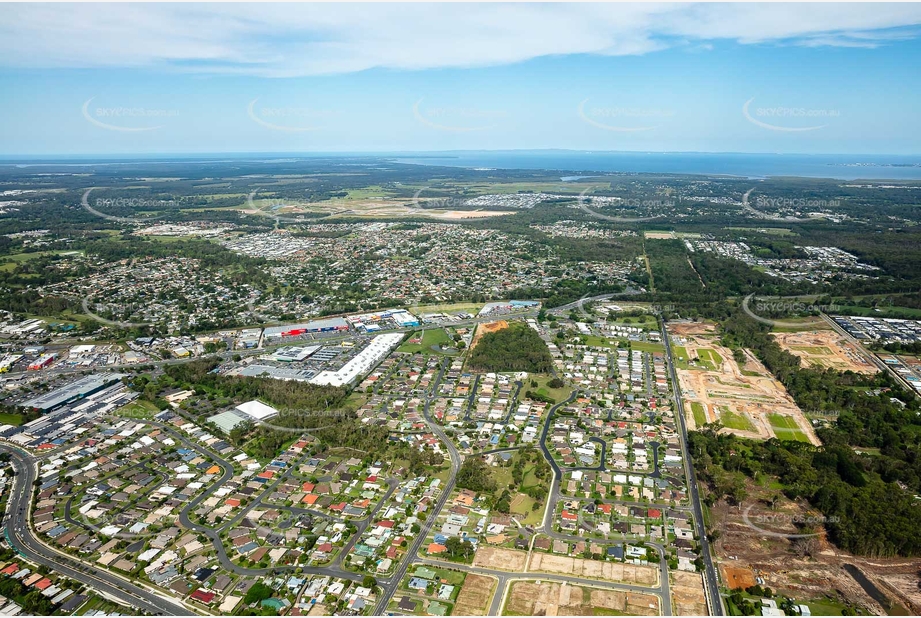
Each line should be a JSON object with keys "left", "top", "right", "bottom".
{"left": 235, "top": 400, "right": 278, "bottom": 421}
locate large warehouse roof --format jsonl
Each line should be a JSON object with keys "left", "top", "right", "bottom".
{"left": 22, "top": 372, "right": 127, "bottom": 412}
{"left": 235, "top": 400, "right": 278, "bottom": 421}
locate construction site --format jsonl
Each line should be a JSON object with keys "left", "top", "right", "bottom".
{"left": 773, "top": 330, "right": 878, "bottom": 374}
{"left": 668, "top": 322, "right": 820, "bottom": 445}
{"left": 503, "top": 580, "right": 660, "bottom": 616}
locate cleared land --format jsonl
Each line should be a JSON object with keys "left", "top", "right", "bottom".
{"left": 470, "top": 320, "right": 509, "bottom": 350}
{"left": 773, "top": 331, "right": 877, "bottom": 375}
{"left": 528, "top": 553, "right": 659, "bottom": 587}
{"left": 721, "top": 565, "right": 756, "bottom": 590}
{"left": 472, "top": 546, "right": 529, "bottom": 572}
{"left": 671, "top": 571, "right": 708, "bottom": 615}
{"left": 452, "top": 574, "right": 495, "bottom": 615}
{"left": 503, "top": 580, "right": 659, "bottom": 616}
{"left": 669, "top": 326, "right": 819, "bottom": 445}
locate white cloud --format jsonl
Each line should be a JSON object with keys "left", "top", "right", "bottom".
{"left": 0, "top": 3, "right": 919, "bottom": 77}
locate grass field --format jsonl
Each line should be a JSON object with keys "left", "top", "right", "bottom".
{"left": 791, "top": 346, "right": 833, "bottom": 355}
{"left": 630, "top": 341, "right": 665, "bottom": 353}
{"left": 582, "top": 334, "right": 618, "bottom": 349}
{"left": 718, "top": 407, "right": 755, "bottom": 432}
{"left": 411, "top": 302, "right": 483, "bottom": 314}
{"left": 768, "top": 413, "right": 811, "bottom": 442}
{"left": 114, "top": 400, "right": 159, "bottom": 419}
{"left": 696, "top": 348, "right": 723, "bottom": 369}
{"left": 724, "top": 226, "right": 797, "bottom": 236}
{"left": 690, "top": 402, "right": 707, "bottom": 427}
{"left": 0, "top": 412, "right": 24, "bottom": 425}
{"left": 397, "top": 328, "right": 451, "bottom": 353}
{"left": 0, "top": 250, "right": 85, "bottom": 271}
{"left": 531, "top": 374, "right": 574, "bottom": 403}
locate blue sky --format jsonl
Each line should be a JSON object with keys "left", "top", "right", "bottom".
{"left": 1, "top": 3, "right": 920, "bottom": 155}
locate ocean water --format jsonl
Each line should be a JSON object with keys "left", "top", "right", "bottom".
{"left": 392, "top": 151, "right": 921, "bottom": 181}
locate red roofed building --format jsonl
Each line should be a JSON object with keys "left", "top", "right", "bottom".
{"left": 329, "top": 502, "right": 346, "bottom": 512}
{"left": 377, "top": 520, "right": 395, "bottom": 529}
{"left": 0, "top": 563, "right": 19, "bottom": 576}
{"left": 316, "top": 543, "right": 333, "bottom": 553}
{"left": 648, "top": 508, "right": 662, "bottom": 518}
{"left": 225, "top": 498, "right": 241, "bottom": 508}
{"left": 561, "top": 511, "right": 577, "bottom": 521}
{"left": 427, "top": 543, "right": 447, "bottom": 555}
{"left": 34, "top": 578, "right": 53, "bottom": 591}
{"left": 301, "top": 482, "right": 316, "bottom": 492}
{"left": 191, "top": 590, "right": 216, "bottom": 604}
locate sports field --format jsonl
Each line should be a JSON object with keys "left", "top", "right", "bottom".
{"left": 768, "top": 413, "right": 811, "bottom": 442}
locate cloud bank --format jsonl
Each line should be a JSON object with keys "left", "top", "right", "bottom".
{"left": 0, "top": 3, "right": 919, "bottom": 77}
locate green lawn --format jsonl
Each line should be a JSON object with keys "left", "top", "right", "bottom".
{"left": 114, "top": 400, "right": 160, "bottom": 419}
{"left": 690, "top": 402, "right": 707, "bottom": 427}
{"left": 696, "top": 348, "right": 723, "bottom": 369}
{"left": 718, "top": 407, "right": 755, "bottom": 432}
{"left": 768, "top": 413, "right": 811, "bottom": 442}
{"left": 630, "top": 341, "right": 665, "bottom": 353}
{"left": 398, "top": 328, "right": 452, "bottom": 353}
{"left": 583, "top": 335, "right": 618, "bottom": 349}
{"left": 531, "top": 374, "right": 573, "bottom": 403}
{"left": 0, "top": 412, "right": 23, "bottom": 426}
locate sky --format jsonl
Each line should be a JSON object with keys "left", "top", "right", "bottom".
{"left": 1, "top": 2, "right": 920, "bottom": 156}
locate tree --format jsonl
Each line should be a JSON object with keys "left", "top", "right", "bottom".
{"left": 362, "top": 576, "right": 377, "bottom": 589}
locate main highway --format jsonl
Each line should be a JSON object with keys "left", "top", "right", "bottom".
{"left": 0, "top": 444, "right": 193, "bottom": 615}
{"left": 660, "top": 319, "right": 724, "bottom": 615}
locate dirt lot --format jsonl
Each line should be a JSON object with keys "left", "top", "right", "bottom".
{"left": 503, "top": 580, "right": 659, "bottom": 616}
{"left": 671, "top": 571, "right": 708, "bottom": 615}
{"left": 473, "top": 546, "right": 529, "bottom": 572}
{"left": 669, "top": 327, "right": 820, "bottom": 445}
{"left": 470, "top": 320, "right": 509, "bottom": 350}
{"left": 710, "top": 483, "right": 921, "bottom": 616}
{"left": 668, "top": 320, "right": 717, "bottom": 336}
{"left": 453, "top": 573, "right": 496, "bottom": 615}
{"left": 722, "top": 565, "right": 756, "bottom": 590}
{"left": 529, "top": 552, "right": 659, "bottom": 586}
{"left": 773, "top": 330, "right": 877, "bottom": 374}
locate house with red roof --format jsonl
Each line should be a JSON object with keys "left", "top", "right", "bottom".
{"left": 34, "top": 578, "right": 53, "bottom": 591}
{"left": 0, "top": 563, "right": 19, "bottom": 576}
{"left": 191, "top": 589, "right": 216, "bottom": 604}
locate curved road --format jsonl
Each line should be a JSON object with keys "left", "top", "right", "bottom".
{"left": 0, "top": 444, "right": 192, "bottom": 615}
